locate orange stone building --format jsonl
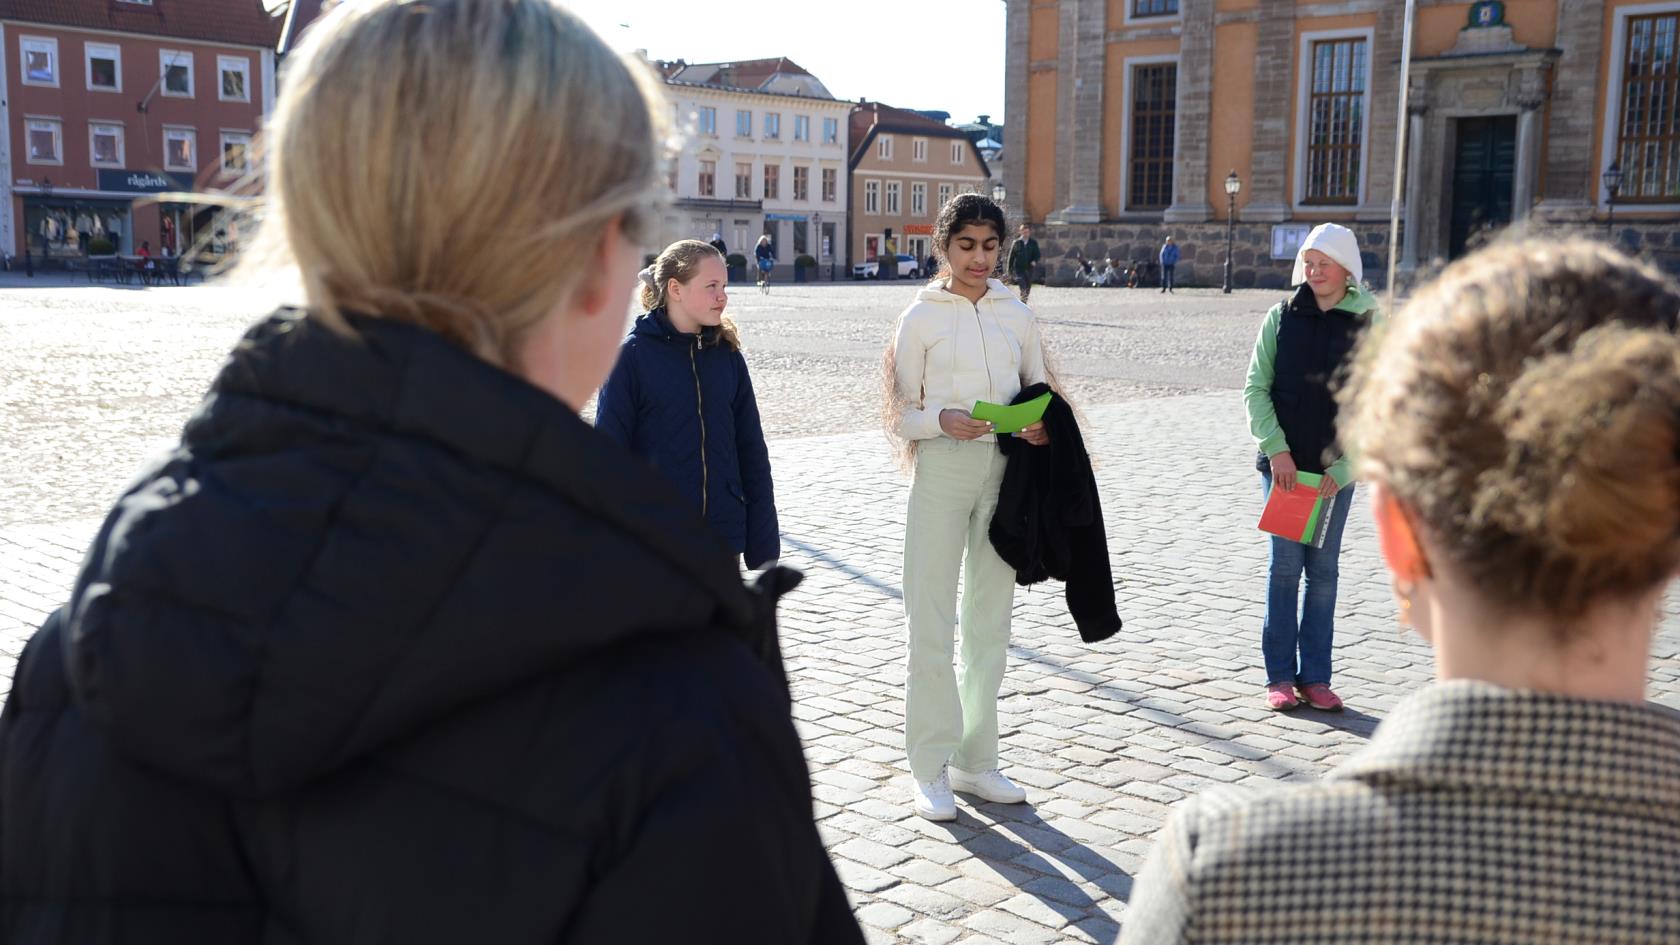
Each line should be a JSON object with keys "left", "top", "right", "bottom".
{"left": 1007, "top": 0, "right": 1680, "bottom": 288}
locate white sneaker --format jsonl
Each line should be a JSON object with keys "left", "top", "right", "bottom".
{"left": 949, "top": 767, "right": 1028, "bottom": 804}
{"left": 910, "top": 766, "right": 957, "bottom": 821}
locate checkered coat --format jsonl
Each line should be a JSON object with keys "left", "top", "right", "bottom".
{"left": 1120, "top": 681, "right": 1680, "bottom": 944}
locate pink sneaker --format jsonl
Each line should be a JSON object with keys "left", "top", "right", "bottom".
{"left": 1265, "top": 683, "right": 1299, "bottom": 711}
{"left": 1297, "top": 683, "right": 1344, "bottom": 712}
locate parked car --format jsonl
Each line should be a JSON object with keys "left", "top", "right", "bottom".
{"left": 852, "top": 254, "right": 921, "bottom": 279}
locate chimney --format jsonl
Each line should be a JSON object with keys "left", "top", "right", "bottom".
{"left": 978, "top": 114, "right": 990, "bottom": 126}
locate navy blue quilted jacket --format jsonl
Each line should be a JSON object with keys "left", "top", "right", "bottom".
{"left": 596, "top": 308, "right": 779, "bottom": 568}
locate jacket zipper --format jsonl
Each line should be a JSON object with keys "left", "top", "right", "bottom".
{"left": 689, "top": 339, "right": 709, "bottom": 517}
{"left": 970, "top": 297, "right": 996, "bottom": 408}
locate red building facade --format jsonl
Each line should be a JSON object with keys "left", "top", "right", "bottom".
{"left": 0, "top": 0, "right": 279, "bottom": 263}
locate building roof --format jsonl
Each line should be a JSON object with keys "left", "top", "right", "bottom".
{"left": 660, "top": 56, "right": 837, "bottom": 99}
{"left": 0, "top": 0, "right": 282, "bottom": 49}
{"left": 848, "top": 101, "right": 991, "bottom": 174}
{"left": 671, "top": 56, "right": 811, "bottom": 89}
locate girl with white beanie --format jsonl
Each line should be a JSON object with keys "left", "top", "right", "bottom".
{"left": 1242, "top": 223, "right": 1383, "bottom": 712}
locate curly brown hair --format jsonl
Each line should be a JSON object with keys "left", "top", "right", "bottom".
{"left": 1341, "top": 238, "right": 1680, "bottom": 619}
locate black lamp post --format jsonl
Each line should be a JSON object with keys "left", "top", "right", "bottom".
{"left": 1223, "top": 170, "right": 1241, "bottom": 294}
{"left": 1603, "top": 161, "right": 1622, "bottom": 244}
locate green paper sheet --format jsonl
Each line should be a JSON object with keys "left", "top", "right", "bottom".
{"left": 972, "top": 391, "right": 1054, "bottom": 435}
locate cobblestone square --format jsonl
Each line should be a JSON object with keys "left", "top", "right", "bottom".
{"left": 4, "top": 279, "right": 1677, "bottom": 944}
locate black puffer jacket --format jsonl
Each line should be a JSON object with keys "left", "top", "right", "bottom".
{"left": 0, "top": 310, "right": 862, "bottom": 945}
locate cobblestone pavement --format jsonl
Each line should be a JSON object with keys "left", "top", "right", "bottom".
{"left": 4, "top": 281, "right": 1678, "bottom": 944}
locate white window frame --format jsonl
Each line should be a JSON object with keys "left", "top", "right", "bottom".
{"left": 160, "top": 49, "right": 194, "bottom": 98}
{"left": 864, "top": 179, "right": 881, "bottom": 214}
{"left": 1292, "top": 27, "right": 1375, "bottom": 211}
{"left": 1599, "top": 1, "right": 1680, "bottom": 212}
{"left": 89, "top": 121, "right": 126, "bottom": 168}
{"left": 877, "top": 134, "right": 894, "bottom": 160}
{"left": 763, "top": 162, "right": 780, "bottom": 199}
{"left": 911, "top": 181, "right": 927, "bottom": 216}
{"left": 792, "top": 164, "right": 810, "bottom": 202}
{"left": 218, "top": 55, "right": 251, "bottom": 103}
{"left": 25, "top": 117, "right": 64, "bottom": 165}
{"left": 220, "top": 131, "right": 253, "bottom": 175}
{"left": 885, "top": 180, "right": 902, "bottom": 215}
{"left": 163, "top": 126, "right": 197, "bottom": 171}
{"left": 1123, "top": 0, "right": 1181, "bottom": 27}
{"left": 698, "top": 158, "right": 716, "bottom": 197}
{"left": 821, "top": 166, "right": 838, "bottom": 202}
{"left": 938, "top": 182, "right": 954, "bottom": 207}
{"left": 20, "top": 36, "right": 59, "bottom": 88}
{"left": 764, "top": 112, "right": 781, "bottom": 139}
{"left": 86, "top": 42, "right": 122, "bottom": 93}
{"left": 794, "top": 115, "right": 810, "bottom": 142}
{"left": 913, "top": 137, "right": 928, "bottom": 162}
{"left": 735, "top": 161, "right": 753, "bottom": 199}
{"left": 697, "top": 105, "right": 717, "bottom": 136}
{"left": 823, "top": 117, "right": 840, "bottom": 145}
{"left": 1118, "top": 53, "right": 1181, "bottom": 217}
{"left": 736, "top": 109, "right": 753, "bottom": 139}
{"left": 951, "top": 140, "right": 967, "bottom": 165}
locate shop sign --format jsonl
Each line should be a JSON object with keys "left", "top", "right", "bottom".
{"left": 96, "top": 170, "right": 195, "bottom": 194}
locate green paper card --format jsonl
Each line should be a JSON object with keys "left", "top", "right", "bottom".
{"left": 972, "top": 391, "right": 1054, "bottom": 435}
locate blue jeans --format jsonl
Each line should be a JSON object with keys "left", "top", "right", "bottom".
{"left": 1260, "top": 473, "right": 1355, "bottom": 687}
{"left": 1161, "top": 264, "right": 1176, "bottom": 290}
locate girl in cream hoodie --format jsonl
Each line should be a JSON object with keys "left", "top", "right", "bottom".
{"left": 885, "top": 194, "right": 1050, "bottom": 821}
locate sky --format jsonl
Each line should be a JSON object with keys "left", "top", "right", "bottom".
{"left": 566, "top": 0, "right": 1009, "bottom": 126}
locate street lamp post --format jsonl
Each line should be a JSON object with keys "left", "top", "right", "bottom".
{"left": 1223, "top": 170, "right": 1241, "bottom": 294}
{"left": 1603, "top": 161, "right": 1622, "bottom": 244}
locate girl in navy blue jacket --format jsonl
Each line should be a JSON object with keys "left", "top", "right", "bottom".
{"left": 597, "top": 240, "right": 780, "bottom": 568}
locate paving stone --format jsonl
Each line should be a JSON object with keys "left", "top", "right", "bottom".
{"left": 856, "top": 900, "right": 916, "bottom": 931}
{"left": 961, "top": 908, "right": 1063, "bottom": 945}
{"left": 898, "top": 917, "right": 965, "bottom": 945}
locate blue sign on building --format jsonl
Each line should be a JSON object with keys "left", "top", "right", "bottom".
{"left": 96, "top": 170, "right": 195, "bottom": 194}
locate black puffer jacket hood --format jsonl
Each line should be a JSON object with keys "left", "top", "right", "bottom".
{"left": 62, "top": 309, "right": 771, "bottom": 797}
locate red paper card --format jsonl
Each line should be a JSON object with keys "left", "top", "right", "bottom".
{"left": 1258, "top": 471, "right": 1328, "bottom": 547}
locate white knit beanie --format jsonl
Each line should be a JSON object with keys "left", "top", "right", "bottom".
{"left": 1290, "top": 223, "right": 1363, "bottom": 287}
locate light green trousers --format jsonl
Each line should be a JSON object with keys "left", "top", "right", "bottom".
{"left": 903, "top": 438, "right": 1016, "bottom": 783}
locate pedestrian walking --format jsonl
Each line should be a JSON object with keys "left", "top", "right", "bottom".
{"left": 596, "top": 240, "right": 779, "bottom": 570}
{"left": 1245, "top": 222, "right": 1381, "bottom": 713}
{"left": 709, "top": 231, "right": 728, "bottom": 258}
{"left": 885, "top": 194, "right": 1049, "bottom": 822}
{"left": 0, "top": 2, "right": 861, "bottom": 943}
{"left": 755, "top": 233, "right": 775, "bottom": 293}
{"left": 1006, "top": 221, "right": 1040, "bottom": 302}
{"left": 1123, "top": 238, "right": 1680, "bottom": 945}
{"left": 1158, "top": 235, "right": 1179, "bottom": 292}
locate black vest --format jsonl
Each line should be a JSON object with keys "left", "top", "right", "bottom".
{"left": 1255, "top": 285, "right": 1365, "bottom": 475}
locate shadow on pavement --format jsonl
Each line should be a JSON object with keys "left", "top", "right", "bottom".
{"left": 932, "top": 801, "right": 1127, "bottom": 944}
{"left": 781, "top": 534, "right": 902, "bottom": 601}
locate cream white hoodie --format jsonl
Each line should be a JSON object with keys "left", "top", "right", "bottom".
{"left": 892, "top": 278, "right": 1046, "bottom": 442}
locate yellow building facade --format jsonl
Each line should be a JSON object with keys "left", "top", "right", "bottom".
{"left": 1006, "top": 0, "right": 1680, "bottom": 288}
